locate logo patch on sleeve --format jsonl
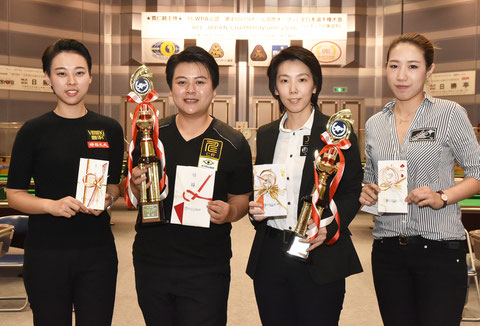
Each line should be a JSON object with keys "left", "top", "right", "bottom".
{"left": 86, "top": 130, "right": 109, "bottom": 148}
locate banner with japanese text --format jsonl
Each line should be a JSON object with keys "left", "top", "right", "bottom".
{"left": 141, "top": 13, "right": 348, "bottom": 66}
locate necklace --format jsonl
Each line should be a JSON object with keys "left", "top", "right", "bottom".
{"left": 395, "top": 111, "right": 415, "bottom": 124}
{"left": 397, "top": 117, "right": 412, "bottom": 124}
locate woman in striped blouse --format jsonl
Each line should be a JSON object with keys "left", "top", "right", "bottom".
{"left": 360, "top": 33, "right": 480, "bottom": 326}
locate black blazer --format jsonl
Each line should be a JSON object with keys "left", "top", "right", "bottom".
{"left": 246, "top": 109, "right": 363, "bottom": 285}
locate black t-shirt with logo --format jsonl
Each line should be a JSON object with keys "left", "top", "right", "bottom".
{"left": 132, "top": 115, "right": 253, "bottom": 266}
{"left": 7, "top": 111, "right": 124, "bottom": 250}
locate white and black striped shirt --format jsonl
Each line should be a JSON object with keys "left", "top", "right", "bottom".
{"left": 364, "top": 93, "right": 480, "bottom": 240}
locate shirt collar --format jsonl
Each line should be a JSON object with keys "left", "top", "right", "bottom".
{"left": 279, "top": 107, "right": 315, "bottom": 133}
{"left": 382, "top": 91, "right": 434, "bottom": 115}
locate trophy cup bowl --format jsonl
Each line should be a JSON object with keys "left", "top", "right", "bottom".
{"left": 136, "top": 107, "right": 155, "bottom": 131}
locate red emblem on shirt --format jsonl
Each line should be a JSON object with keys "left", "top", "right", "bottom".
{"left": 87, "top": 141, "right": 109, "bottom": 148}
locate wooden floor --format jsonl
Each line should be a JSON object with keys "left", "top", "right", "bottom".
{"left": 1, "top": 203, "right": 479, "bottom": 325}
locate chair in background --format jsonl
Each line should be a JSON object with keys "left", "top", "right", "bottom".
{"left": 0, "top": 224, "right": 14, "bottom": 258}
{"left": 0, "top": 215, "right": 28, "bottom": 312}
{"left": 463, "top": 228, "right": 480, "bottom": 322}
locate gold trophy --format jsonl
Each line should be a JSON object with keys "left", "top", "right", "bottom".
{"left": 130, "top": 65, "right": 167, "bottom": 224}
{"left": 286, "top": 109, "right": 353, "bottom": 260}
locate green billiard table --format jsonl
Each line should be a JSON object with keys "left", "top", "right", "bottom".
{"left": 0, "top": 174, "right": 34, "bottom": 217}
{"left": 460, "top": 195, "right": 480, "bottom": 232}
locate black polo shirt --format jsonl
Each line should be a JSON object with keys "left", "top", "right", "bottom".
{"left": 132, "top": 115, "right": 253, "bottom": 266}
{"left": 7, "top": 111, "right": 124, "bottom": 250}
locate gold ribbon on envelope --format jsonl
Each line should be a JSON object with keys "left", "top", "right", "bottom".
{"left": 254, "top": 169, "right": 287, "bottom": 212}
{"left": 82, "top": 160, "right": 108, "bottom": 207}
{"left": 378, "top": 166, "right": 406, "bottom": 192}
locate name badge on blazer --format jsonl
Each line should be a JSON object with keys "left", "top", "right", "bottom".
{"left": 300, "top": 135, "right": 310, "bottom": 156}
{"left": 409, "top": 128, "right": 437, "bottom": 141}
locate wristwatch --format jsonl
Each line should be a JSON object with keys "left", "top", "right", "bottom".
{"left": 436, "top": 190, "right": 448, "bottom": 208}
{"left": 106, "top": 192, "right": 117, "bottom": 210}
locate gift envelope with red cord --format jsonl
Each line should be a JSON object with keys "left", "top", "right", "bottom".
{"left": 171, "top": 166, "right": 215, "bottom": 228}
{"left": 75, "top": 158, "right": 109, "bottom": 210}
{"left": 378, "top": 160, "right": 408, "bottom": 214}
{"left": 253, "top": 164, "right": 287, "bottom": 217}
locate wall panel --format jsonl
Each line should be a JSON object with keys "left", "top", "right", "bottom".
{"left": 0, "top": 0, "right": 478, "bottom": 129}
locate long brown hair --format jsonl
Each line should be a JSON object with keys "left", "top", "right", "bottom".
{"left": 386, "top": 33, "right": 435, "bottom": 69}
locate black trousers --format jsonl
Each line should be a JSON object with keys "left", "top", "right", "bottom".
{"left": 372, "top": 238, "right": 467, "bottom": 326}
{"left": 23, "top": 244, "right": 118, "bottom": 326}
{"left": 134, "top": 259, "right": 231, "bottom": 326}
{"left": 253, "top": 227, "right": 346, "bottom": 326}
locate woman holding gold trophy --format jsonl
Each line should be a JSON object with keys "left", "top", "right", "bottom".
{"left": 6, "top": 39, "right": 124, "bottom": 325}
{"left": 246, "top": 46, "right": 363, "bottom": 325}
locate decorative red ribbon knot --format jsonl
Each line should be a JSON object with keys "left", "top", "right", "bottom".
{"left": 83, "top": 173, "right": 105, "bottom": 207}
{"left": 82, "top": 161, "right": 108, "bottom": 208}
{"left": 310, "top": 133, "right": 351, "bottom": 245}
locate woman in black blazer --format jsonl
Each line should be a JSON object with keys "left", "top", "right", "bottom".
{"left": 246, "top": 46, "right": 363, "bottom": 326}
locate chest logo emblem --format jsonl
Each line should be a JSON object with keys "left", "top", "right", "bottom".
{"left": 410, "top": 128, "right": 437, "bottom": 141}
{"left": 86, "top": 130, "right": 109, "bottom": 148}
{"left": 200, "top": 138, "right": 223, "bottom": 159}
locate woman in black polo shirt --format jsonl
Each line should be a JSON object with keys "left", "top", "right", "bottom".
{"left": 7, "top": 39, "right": 124, "bottom": 326}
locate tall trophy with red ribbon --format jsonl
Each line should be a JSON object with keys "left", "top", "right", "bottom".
{"left": 286, "top": 109, "right": 353, "bottom": 260}
{"left": 125, "top": 65, "right": 168, "bottom": 224}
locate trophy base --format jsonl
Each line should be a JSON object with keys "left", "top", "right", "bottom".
{"left": 285, "top": 234, "right": 310, "bottom": 261}
{"left": 140, "top": 201, "right": 167, "bottom": 225}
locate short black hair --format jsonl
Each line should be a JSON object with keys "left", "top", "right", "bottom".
{"left": 267, "top": 46, "right": 323, "bottom": 113}
{"left": 42, "top": 39, "right": 92, "bottom": 76}
{"left": 165, "top": 46, "right": 219, "bottom": 90}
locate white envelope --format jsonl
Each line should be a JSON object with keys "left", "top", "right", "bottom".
{"left": 171, "top": 166, "right": 215, "bottom": 228}
{"left": 378, "top": 160, "right": 408, "bottom": 214}
{"left": 76, "top": 158, "right": 109, "bottom": 210}
{"left": 361, "top": 202, "right": 380, "bottom": 215}
{"left": 253, "top": 164, "right": 288, "bottom": 217}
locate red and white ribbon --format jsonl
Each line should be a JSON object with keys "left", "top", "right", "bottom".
{"left": 124, "top": 90, "right": 168, "bottom": 208}
{"left": 308, "top": 131, "right": 351, "bottom": 245}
